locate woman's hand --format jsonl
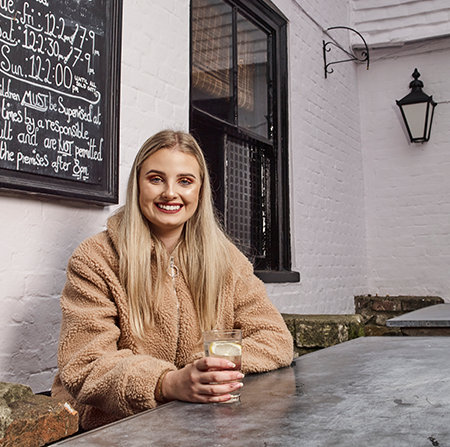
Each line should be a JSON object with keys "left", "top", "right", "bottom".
{"left": 160, "top": 358, "right": 244, "bottom": 403}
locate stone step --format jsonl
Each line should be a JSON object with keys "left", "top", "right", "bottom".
{"left": 282, "top": 314, "right": 365, "bottom": 357}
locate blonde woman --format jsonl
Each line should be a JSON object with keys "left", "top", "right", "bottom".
{"left": 52, "top": 130, "right": 293, "bottom": 431}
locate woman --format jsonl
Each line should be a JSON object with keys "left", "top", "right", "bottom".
{"left": 52, "top": 130, "right": 293, "bottom": 430}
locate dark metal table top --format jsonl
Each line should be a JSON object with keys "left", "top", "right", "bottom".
{"left": 53, "top": 337, "right": 450, "bottom": 447}
{"left": 387, "top": 303, "right": 450, "bottom": 327}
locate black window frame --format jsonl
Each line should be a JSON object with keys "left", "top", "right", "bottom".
{"left": 190, "top": 0, "right": 299, "bottom": 283}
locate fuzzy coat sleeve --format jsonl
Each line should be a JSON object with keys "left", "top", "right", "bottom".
{"left": 227, "top": 246, "right": 294, "bottom": 373}
{"left": 56, "top": 235, "right": 176, "bottom": 422}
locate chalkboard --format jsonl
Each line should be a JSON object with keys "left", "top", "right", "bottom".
{"left": 0, "top": 0, "right": 122, "bottom": 204}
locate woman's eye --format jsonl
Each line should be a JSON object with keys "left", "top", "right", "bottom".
{"left": 149, "top": 176, "right": 163, "bottom": 184}
{"left": 179, "top": 178, "right": 193, "bottom": 186}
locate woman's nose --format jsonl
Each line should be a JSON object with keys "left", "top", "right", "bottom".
{"left": 162, "top": 182, "right": 177, "bottom": 199}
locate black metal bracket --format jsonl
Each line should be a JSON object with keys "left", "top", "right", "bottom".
{"left": 323, "top": 26, "right": 369, "bottom": 78}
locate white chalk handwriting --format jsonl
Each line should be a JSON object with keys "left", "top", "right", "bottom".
{"left": 0, "top": 0, "right": 107, "bottom": 185}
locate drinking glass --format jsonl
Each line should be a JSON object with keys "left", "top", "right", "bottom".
{"left": 203, "top": 329, "right": 243, "bottom": 403}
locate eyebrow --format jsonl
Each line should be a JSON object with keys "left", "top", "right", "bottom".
{"left": 144, "top": 169, "right": 197, "bottom": 179}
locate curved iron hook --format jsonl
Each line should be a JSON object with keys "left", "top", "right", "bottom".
{"left": 323, "top": 26, "right": 369, "bottom": 78}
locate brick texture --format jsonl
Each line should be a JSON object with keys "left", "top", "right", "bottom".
{"left": 267, "top": 0, "right": 368, "bottom": 315}
{"left": 357, "top": 39, "right": 450, "bottom": 300}
{"left": 355, "top": 295, "right": 444, "bottom": 336}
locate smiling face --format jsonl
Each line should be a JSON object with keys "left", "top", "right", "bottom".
{"left": 138, "top": 147, "right": 202, "bottom": 247}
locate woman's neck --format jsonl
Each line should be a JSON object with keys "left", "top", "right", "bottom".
{"left": 160, "top": 235, "right": 180, "bottom": 254}
{"left": 149, "top": 224, "right": 183, "bottom": 253}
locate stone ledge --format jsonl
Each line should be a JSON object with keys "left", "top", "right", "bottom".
{"left": 355, "top": 295, "right": 444, "bottom": 313}
{"left": 0, "top": 382, "right": 78, "bottom": 447}
{"left": 355, "top": 295, "right": 444, "bottom": 327}
{"left": 363, "top": 324, "right": 402, "bottom": 337}
{"left": 355, "top": 295, "right": 445, "bottom": 337}
{"left": 282, "top": 314, "right": 365, "bottom": 357}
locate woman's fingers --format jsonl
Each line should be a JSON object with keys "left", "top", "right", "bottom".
{"left": 195, "top": 370, "right": 244, "bottom": 402}
{"left": 195, "top": 357, "right": 237, "bottom": 371}
{"left": 161, "top": 361, "right": 244, "bottom": 403}
{"left": 200, "top": 370, "right": 244, "bottom": 385}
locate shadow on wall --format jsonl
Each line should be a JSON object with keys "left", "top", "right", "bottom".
{"left": 0, "top": 295, "right": 61, "bottom": 393}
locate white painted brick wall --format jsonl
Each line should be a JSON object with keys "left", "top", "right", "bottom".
{"left": 358, "top": 38, "right": 450, "bottom": 299}
{"left": 267, "top": 0, "right": 368, "bottom": 314}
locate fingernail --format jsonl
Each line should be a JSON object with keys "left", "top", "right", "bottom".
{"left": 237, "top": 382, "right": 244, "bottom": 388}
{"left": 237, "top": 373, "right": 244, "bottom": 379}
{"left": 227, "top": 362, "right": 236, "bottom": 368}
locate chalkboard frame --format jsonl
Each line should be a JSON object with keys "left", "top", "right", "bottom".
{"left": 0, "top": 0, "right": 122, "bottom": 205}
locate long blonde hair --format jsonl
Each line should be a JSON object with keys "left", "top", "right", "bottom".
{"left": 113, "top": 130, "right": 232, "bottom": 339}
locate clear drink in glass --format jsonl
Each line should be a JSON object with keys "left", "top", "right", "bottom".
{"left": 203, "top": 329, "right": 242, "bottom": 403}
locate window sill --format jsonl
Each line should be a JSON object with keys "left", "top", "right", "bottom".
{"left": 254, "top": 270, "right": 300, "bottom": 284}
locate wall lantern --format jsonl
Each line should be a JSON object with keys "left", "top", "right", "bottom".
{"left": 396, "top": 69, "right": 437, "bottom": 143}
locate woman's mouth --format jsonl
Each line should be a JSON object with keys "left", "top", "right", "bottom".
{"left": 156, "top": 203, "right": 182, "bottom": 212}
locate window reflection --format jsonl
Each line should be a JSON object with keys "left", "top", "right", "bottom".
{"left": 237, "top": 14, "right": 268, "bottom": 138}
{"left": 191, "top": 0, "right": 233, "bottom": 122}
{"left": 191, "top": 0, "right": 269, "bottom": 139}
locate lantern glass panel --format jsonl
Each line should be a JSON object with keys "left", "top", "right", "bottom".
{"left": 402, "top": 102, "right": 427, "bottom": 141}
{"left": 425, "top": 103, "right": 435, "bottom": 140}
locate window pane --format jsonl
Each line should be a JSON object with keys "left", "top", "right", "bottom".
{"left": 225, "top": 134, "right": 272, "bottom": 268}
{"left": 192, "top": 0, "right": 233, "bottom": 122}
{"left": 190, "top": 0, "right": 291, "bottom": 275}
{"left": 237, "top": 14, "right": 269, "bottom": 138}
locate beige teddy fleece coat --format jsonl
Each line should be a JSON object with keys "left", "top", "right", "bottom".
{"left": 51, "top": 214, "right": 293, "bottom": 430}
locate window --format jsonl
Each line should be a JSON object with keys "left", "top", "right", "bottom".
{"left": 190, "top": 0, "right": 298, "bottom": 282}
